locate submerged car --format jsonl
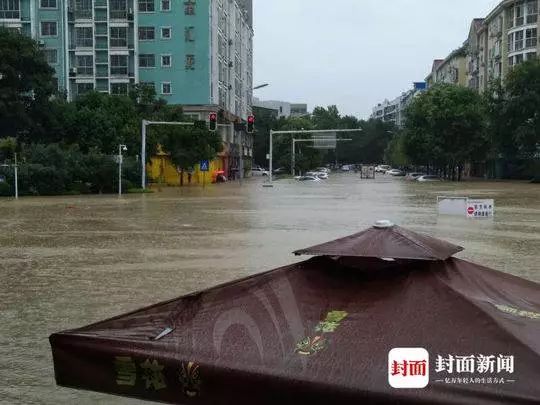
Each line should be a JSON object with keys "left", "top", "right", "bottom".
{"left": 251, "top": 167, "right": 269, "bottom": 176}
{"left": 375, "top": 165, "right": 391, "bottom": 173}
{"left": 316, "top": 172, "right": 329, "bottom": 180}
{"left": 297, "top": 176, "right": 321, "bottom": 182}
{"left": 405, "top": 172, "right": 425, "bottom": 181}
{"left": 417, "top": 175, "right": 443, "bottom": 182}
{"left": 386, "top": 169, "right": 405, "bottom": 176}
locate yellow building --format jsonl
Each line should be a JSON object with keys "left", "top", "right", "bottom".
{"left": 147, "top": 146, "right": 228, "bottom": 186}
{"left": 429, "top": 46, "right": 468, "bottom": 87}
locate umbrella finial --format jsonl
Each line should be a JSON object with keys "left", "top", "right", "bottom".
{"left": 373, "top": 220, "right": 394, "bottom": 229}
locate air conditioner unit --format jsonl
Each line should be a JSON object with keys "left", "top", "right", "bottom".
{"left": 69, "top": 67, "right": 77, "bottom": 77}
{"left": 38, "top": 40, "right": 46, "bottom": 47}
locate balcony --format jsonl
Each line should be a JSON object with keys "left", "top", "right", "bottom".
{"left": 110, "top": 10, "right": 128, "bottom": 19}
{"left": 73, "top": 10, "right": 92, "bottom": 20}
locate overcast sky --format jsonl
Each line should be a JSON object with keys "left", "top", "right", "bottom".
{"left": 253, "top": 0, "right": 502, "bottom": 119}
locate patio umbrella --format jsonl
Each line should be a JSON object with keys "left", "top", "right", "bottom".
{"left": 50, "top": 222, "right": 540, "bottom": 404}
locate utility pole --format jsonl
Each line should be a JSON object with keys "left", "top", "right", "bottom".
{"left": 118, "top": 144, "right": 127, "bottom": 196}
{"left": 1, "top": 153, "right": 18, "bottom": 199}
{"left": 268, "top": 129, "right": 362, "bottom": 186}
{"left": 13, "top": 152, "right": 18, "bottom": 199}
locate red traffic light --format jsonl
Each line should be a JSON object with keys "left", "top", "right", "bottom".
{"left": 247, "top": 115, "right": 255, "bottom": 133}
{"left": 208, "top": 112, "right": 217, "bottom": 132}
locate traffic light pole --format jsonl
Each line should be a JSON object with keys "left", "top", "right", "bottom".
{"left": 267, "top": 129, "right": 362, "bottom": 186}
{"left": 141, "top": 120, "right": 195, "bottom": 190}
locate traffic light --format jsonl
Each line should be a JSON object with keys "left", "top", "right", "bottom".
{"left": 247, "top": 115, "right": 255, "bottom": 133}
{"left": 209, "top": 112, "right": 217, "bottom": 132}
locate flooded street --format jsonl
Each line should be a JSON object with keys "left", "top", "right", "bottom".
{"left": 0, "top": 174, "right": 539, "bottom": 404}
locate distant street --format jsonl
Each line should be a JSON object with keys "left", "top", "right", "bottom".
{"left": 0, "top": 174, "right": 539, "bottom": 404}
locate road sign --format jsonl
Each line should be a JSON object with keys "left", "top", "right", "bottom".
{"left": 467, "top": 199, "right": 494, "bottom": 218}
{"left": 438, "top": 196, "right": 468, "bottom": 216}
{"left": 200, "top": 160, "right": 210, "bottom": 172}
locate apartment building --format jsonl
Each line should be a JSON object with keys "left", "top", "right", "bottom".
{"left": 252, "top": 98, "right": 309, "bottom": 118}
{"left": 425, "top": 46, "right": 468, "bottom": 88}
{"left": 370, "top": 82, "right": 427, "bottom": 128}
{"left": 0, "top": 0, "right": 254, "bottom": 121}
{"left": 465, "top": 0, "right": 538, "bottom": 92}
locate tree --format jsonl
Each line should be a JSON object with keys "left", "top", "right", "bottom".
{"left": 0, "top": 28, "right": 56, "bottom": 138}
{"left": 160, "top": 126, "right": 222, "bottom": 186}
{"left": 403, "top": 84, "right": 487, "bottom": 180}
{"left": 501, "top": 59, "right": 540, "bottom": 159}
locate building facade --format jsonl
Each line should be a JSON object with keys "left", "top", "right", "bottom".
{"left": 0, "top": 0, "right": 253, "bottom": 120}
{"left": 426, "top": 46, "right": 468, "bottom": 88}
{"left": 252, "top": 98, "right": 309, "bottom": 118}
{"left": 370, "top": 82, "right": 426, "bottom": 128}
{"left": 0, "top": 0, "right": 254, "bottom": 182}
{"left": 465, "top": 0, "right": 538, "bottom": 93}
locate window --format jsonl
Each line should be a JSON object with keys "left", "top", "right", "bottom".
{"left": 110, "top": 55, "right": 128, "bottom": 75}
{"left": 43, "top": 49, "right": 58, "bottom": 64}
{"left": 185, "top": 54, "right": 195, "bottom": 70}
{"left": 110, "top": 0, "right": 127, "bottom": 19}
{"left": 139, "top": 54, "right": 155, "bottom": 68}
{"left": 74, "top": 0, "right": 92, "bottom": 19}
{"left": 161, "top": 27, "right": 171, "bottom": 39}
{"left": 41, "top": 21, "right": 57, "bottom": 37}
{"left": 77, "top": 83, "right": 94, "bottom": 96}
{"left": 110, "top": 27, "right": 127, "bottom": 47}
{"left": 138, "top": 26, "right": 155, "bottom": 40}
{"left": 161, "top": 82, "right": 171, "bottom": 94}
{"left": 75, "top": 27, "right": 93, "bottom": 47}
{"left": 516, "top": 3, "right": 524, "bottom": 26}
{"left": 185, "top": 1, "right": 195, "bottom": 15}
{"left": 161, "top": 0, "right": 170, "bottom": 11}
{"left": 161, "top": 54, "right": 171, "bottom": 67}
{"left": 526, "top": 28, "right": 537, "bottom": 49}
{"left": 527, "top": 0, "right": 538, "bottom": 22}
{"left": 111, "top": 83, "right": 128, "bottom": 95}
{"left": 40, "top": 0, "right": 57, "bottom": 8}
{"left": 515, "top": 53, "right": 524, "bottom": 65}
{"left": 526, "top": 52, "right": 537, "bottom": 61}
{"left": 76, "top": 55, "right": 93, "bottom": 75}
{"left": 515, "top": 30, "right": 524, "bottom": 51}
{"left": 185, "top": 26, "right": 195, "bottom": 42}
{"left": 138, "top": 0, "right": 154, "bottom": 12}
{"left": 0, "top": 0, "right": 20, "bottom": 19}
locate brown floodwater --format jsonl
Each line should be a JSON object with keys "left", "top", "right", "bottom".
{"left": 0, "top": 174, "right": 539, "bottom": 404}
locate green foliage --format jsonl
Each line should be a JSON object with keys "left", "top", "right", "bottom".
{"left": 0, "top": 137, "right": 17, "bottom": 161}
{"left": 0, "top": 28, "right": 56, "bottom": 138}
{"left": 497, "top": 60, "right": 540, "bottom": 158}
{"left": 160, "top": 126, "right": 222, "bottom": 172}
{"left": 403, "top": 84, "right": 487, "bottom": 171}
{"left": 253, "top": 105, "right": 392, "bottom": 172}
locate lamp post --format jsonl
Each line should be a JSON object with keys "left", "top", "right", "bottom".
{"left": 253, "top": 83, "right": 269, "bottom": 90}
{"left": 118, "top": 144, "right": 127, "bottom": 196}
{"left": 1, "top": 152, "right": 18, "bottom": 199}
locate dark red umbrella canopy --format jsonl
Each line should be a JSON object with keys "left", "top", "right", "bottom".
{"left": 293, "top": 220, "right": 464, "bottom": 260}
{"left": 50, "top": 225, "right": 540, "bottom": 405}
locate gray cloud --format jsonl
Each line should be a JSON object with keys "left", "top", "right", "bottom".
{"left": 253, "top": 0, "right": 501, "bottom": 118}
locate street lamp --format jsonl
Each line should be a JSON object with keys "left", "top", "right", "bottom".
{"left": 253, "top": 83, "right": 269, "bottom": 90}
{"left": 0, "top": 152, "right": 18, "bottom": 199}
{"left": 118, "top": 144, "right": 127, "bottom": 196}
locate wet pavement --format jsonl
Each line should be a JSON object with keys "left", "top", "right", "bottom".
{"left": 0, "top": 174, "right": 539, "bottom": 404}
